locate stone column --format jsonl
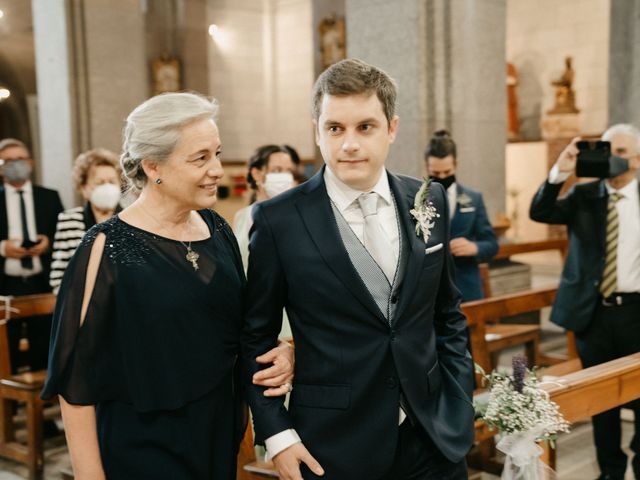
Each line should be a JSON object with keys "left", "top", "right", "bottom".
{"left": 609, "top": 0, "right": 640, "bottom": 128}
{"left": 31, "top": 0, "right": 147, "bottom": 208}
{"left": 81, "top": 0, "right": 148, "bottom": 152}
{"left": 345, "top": 0, "right": 506, "bottom": 218}
{"left": 449, "top": 0, "right": 507, "bottom": 219}
{"left": 31, "top": 0, "right": 75, "bottom": 207}
{"left": 345, "top": 0, "right": 428, "bottom": 180}
{"left": 178, "top": 0, "right": 210, "bottom": 93}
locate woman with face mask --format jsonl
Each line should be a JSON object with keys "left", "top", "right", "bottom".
{"left": 49, "top": 148, "right": 123, "bottom": 294}
{"left": 233, "top": 145, "right": 298, "bottom": 272}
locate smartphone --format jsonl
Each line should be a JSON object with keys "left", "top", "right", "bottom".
{"left": 576, "top": 140, "right": 610, "bottom": 178}
{"left": 21, "top": 238, "right": 40, "bottom": 249}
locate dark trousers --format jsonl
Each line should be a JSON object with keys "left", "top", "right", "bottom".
{"left": 576, "top": 300, "right": 640, "bottom": 479}
{"left": 381, "top": 421, "right": 467, "bottom": 480}
{"left": 3, "top": 273, "right": 52, "bottom": 373}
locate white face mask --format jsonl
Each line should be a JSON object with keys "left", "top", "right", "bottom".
{"left": 263, "top": 172, "right": 294, "bottom": 198}
{"left": 90, "top": 183, "right": 121, "bottom": 211}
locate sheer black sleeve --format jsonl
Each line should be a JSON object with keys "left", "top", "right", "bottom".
{"left": 42, "top": 222, "right": 120, "bottom": 404}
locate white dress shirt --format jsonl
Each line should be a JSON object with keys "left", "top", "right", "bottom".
{"left": 447, "top": 182, "right": 457, "bottom": 219}
{"left": 324, "top": 166, "right": 400, "bottom": 263}
{"left": 605, "top": 178, "right": 640, "bottom": 292}
{"left": 0, "top": 181, "right": 43, "bottom": 276}
{"left": 264, "top": 167, "right": 403, "bottom": 458}
{"left": 548, "top": 167, "right": 640, "bottom": 292}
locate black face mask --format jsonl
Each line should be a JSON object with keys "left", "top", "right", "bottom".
{"left": 429, "top": 174, "right": 456, "bottom": 190}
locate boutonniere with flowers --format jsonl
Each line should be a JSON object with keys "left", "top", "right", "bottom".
{"left": 457, "top": 192, "right": 473, "bottom": 208}
{"left": 410, "top": 178, "right": 440, "bottom": 243}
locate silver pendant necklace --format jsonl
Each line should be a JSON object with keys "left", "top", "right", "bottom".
{"left": 139, "top": 204, "right": 200, "bottom": 271}
{"left": 182, "top": 241, "right": 200, "bottom": 271}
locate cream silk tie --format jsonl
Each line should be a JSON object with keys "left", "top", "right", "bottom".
{"left": 357, "top": 192, "right": 396, "bottom": 283}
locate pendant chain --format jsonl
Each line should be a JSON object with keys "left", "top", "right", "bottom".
{"left": 137, "top": 204, "right": 200, "bottom": 271}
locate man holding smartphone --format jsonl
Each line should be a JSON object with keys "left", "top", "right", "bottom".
{"left": 0, "top": 138, "right": 63, "bottom": 372}
{"left": 530, "top": 124, "right": 640, "bottom": 480}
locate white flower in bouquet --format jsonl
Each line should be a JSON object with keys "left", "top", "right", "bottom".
{"left": 475, "top": 355, "right": 570, "bottom": 480}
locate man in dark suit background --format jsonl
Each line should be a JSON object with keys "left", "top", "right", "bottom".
{"left": 425, "top": 130, "right": 498, "bottom": 301}
{"left": 0, "top": 138, "right": 64, "bottom": 372}
{"left": 530, "top": 125, "right": 640, "bottom": 480}
{"left": 242, "top": 59, "right": 474, "bottom": 480}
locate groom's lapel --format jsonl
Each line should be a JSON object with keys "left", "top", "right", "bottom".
{"left": 295, "top": 170, "right": 387, "bottom": 323}
{"left": 388, "top": 173, "right": 426, "bottom": 321}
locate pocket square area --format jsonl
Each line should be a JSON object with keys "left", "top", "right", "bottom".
{"left": 425, "top": 243, "right": 444, "bottom": 254}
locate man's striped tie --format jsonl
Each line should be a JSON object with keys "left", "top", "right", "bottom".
{"left": 600, "top": 192, "right": 624, "bottom": 298}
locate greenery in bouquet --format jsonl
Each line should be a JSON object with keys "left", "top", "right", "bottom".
{"left": 474, "top": 355, "right": 570, "bottom": 447}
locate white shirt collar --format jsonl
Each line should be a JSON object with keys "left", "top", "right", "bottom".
{"left": 606, "top": 178, "right": 638, "bottom": 199}
{"left": 323, "top": 166, "right": 392, "bottom": 213}
{"left": 4, "top": 181, "right": 33, "bottom": 194}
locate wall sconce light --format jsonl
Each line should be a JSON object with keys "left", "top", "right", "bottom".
{"left": 0, "top": 88, "right": 10, "bottom": 101}
{"left": 0, "top": 9, "right": 4, "bottom": 19}
{"left": 208, "top": 24, "right": 219, "bottom": 39}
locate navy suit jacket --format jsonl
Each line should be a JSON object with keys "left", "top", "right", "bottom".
{"left": 450, "top": 184, "right": 498, "bottom": 301}
{"left": 529, "top": 179, "right": 640, "bottom": 332}
{"left": 241, "top": 169, "right": 475, "bottom": 479}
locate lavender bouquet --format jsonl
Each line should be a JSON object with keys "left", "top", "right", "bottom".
{"left": 475, "top": 356, "right": 570, "bottom": 480}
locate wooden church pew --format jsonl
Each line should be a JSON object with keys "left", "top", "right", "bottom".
{"left": 539, "top": 353, "right": 640, "bottom": 469}
{"left": 462, "top": 285, "right": 564, "bottom": 386}
{"left": 0, "top": 293, "right": 57, "bottom": 480}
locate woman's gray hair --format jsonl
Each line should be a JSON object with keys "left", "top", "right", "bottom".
{"left": 602, "top": 123, "right": 640, "bottom": 152}
{"left": 121, "top": 92, "right": 219, "bottom": 191}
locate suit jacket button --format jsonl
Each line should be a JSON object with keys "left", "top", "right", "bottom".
{"left": 385, "top": 377, "right": 397, "bottom": 389}
{"left": 390, "top": 329, "right": 396, "bottom": 341}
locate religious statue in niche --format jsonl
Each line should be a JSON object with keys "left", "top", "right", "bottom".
{"left": 319, "top": 14, "right": 346, "bottom": 71}
{"left": 506, "top": 62, "right": 520, "bottom": 140}
{"left": 152, "top": 55, "right": 181, "bottom": 95}
{"left": 548, "top": 56, "right": 580, "bottom": 114}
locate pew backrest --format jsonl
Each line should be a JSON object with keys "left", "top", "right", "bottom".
{"left": 0, "top": 294, "right": 57, "bottom": 378}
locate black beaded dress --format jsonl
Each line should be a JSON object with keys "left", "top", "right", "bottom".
{"left": 42, "top": 209, "right": 246, "bottom": 479}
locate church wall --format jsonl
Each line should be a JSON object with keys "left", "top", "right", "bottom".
{"left": 207, "top": 0, "right": 268, "bottom": 161}
{"left": 505, "top": 141, "right": 549, "bottom": 241}
{"left": 272, "top": 0, "right": 315, "bottom": 157}
{"left": 506, "top": 0, "right": 610, "bottom": 139}
{"left": 207, "top": 0, "right": 314, "bottom": 163}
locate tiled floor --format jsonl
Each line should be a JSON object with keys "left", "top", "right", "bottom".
{"left": 0, "top": 431, "right": 69, "bottom": 479}
{"left": 479, "top": 418, "right": 636, "bottom": 479}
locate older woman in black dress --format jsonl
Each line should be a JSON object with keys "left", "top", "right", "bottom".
{"left": 42, "top": 93, "right": 294, "bottom": 479}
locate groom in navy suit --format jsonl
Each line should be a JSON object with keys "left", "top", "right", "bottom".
{"left": 242, "top": 59, "right": 474, "bottom": 479}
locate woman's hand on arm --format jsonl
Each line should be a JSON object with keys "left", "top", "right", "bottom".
{"left": 252, "top": 339, "right": 294, "bottom": 397}
{"left": 59, "top": 397, "right": 106, "bottom": 480}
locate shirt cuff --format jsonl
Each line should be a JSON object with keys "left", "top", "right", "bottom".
{"left": 0, "top": 240, "right": 6, "bottom": 257}
{"left": 548, "top": 164, "right": 571, "bottom": 184}
{"left": 264, "top": 429, "right": 301, "bottom": 459}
